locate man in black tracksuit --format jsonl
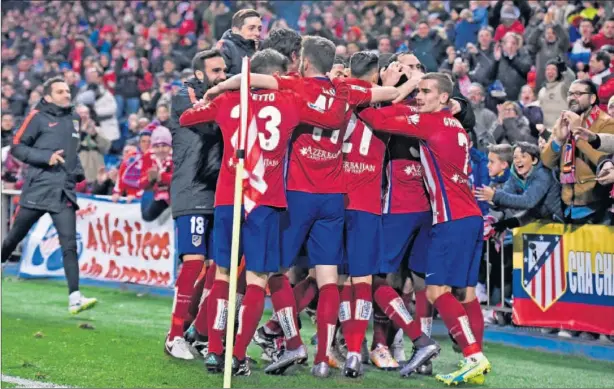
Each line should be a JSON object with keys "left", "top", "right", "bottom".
{"left": 163, "top": 49, "right": 226, "bottom": 359}
{"left": 1, "top": 77, "right": 97, "bottom": 314}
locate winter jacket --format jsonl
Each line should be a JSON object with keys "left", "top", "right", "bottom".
{"left": 492, "top": 162, "right": 563, "bottom": 222}
{"left": 589, "top": 133, "right": 614, "bottom": 153}
{"left": 11, "top": 99, "right": 85, "bottom": 213}
{"left": 218, "top": 29, "right": 257, "bottom": 77}
{"left": 538, "top": 78, "right": 572, "bottom": 130}
{"left": 471, "top": 103, "right": 498, "bottom": 151}
{"left": 494, "top": 20, "right": 525, "bottom": 42}
{"left": 527, "top": 23, "right": 569, "bottom": 90}
{"left": 409, "top": 31, "right": 450, "bottom": 73}
{"left": 78, "top": 129, "right": 111, "bottom": 182}
{"left": 114, "top": 56, "right": 144, "bottom": 98}
{"left": 139, "top": 151, "right": 173, "bottom": 204}
{"left": 455, "top": 20, "right": 481, "bottom": 50}
{"left": 490, "top": 106, "right": 536, "bottom": 145}
{"left": 470, "top": 147, "right": 491, "bottom": 215}
{"left": 542, "top": 109, "right": 614, "bottom": 207}
{"left": 75, "top": 84, "right": 120, "bottom": 142}
{"left": 113, "top": 150, "right": 143, "bottom": 198}
{"left": 598, "top": 72, "right": 614, "bottom": 113}
{"left": 169, "top": 77, "right": 222, "bottom": 217}
{"left": 486, "top": 48, "right": 533, "bottom": 104}
{"left": 468, "top": 43, "right": 496, "bottom": 87}
{"left": 518, "top": 100, "right": 544, "bottom": 139}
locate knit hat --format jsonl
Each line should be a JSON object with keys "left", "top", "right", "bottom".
{"left": 500, "top": 5, "right": 520, "bottom": 21}
{"left": 151, "top": 126, "right": 172, "bottom": 147}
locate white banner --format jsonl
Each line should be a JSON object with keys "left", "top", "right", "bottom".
{"left": 18, "top": 194, "right": 176, "bottom": 288}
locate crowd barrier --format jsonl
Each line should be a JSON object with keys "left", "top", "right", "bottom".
{"left": 2, "top": 190, "right": 613, "bottom": 335}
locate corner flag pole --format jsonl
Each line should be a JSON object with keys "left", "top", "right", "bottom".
{"left": 223, "top": 56, "right": 250, "bottom": 389}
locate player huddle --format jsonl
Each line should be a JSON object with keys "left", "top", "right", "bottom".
{"left": 166, "top": 28, "right": 491, "bottom": 386}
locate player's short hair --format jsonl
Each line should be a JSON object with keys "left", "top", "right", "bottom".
{"left": 514, "top": 141, "right": 540, "bottom": 161}
{"left": 192, "top": 49, "right": 222, "bottom": 74}
{"left": 42, "top": 76, "right": 66, "bottom": 96}
{"left": 350, "top": 51, "right": 379, "bottom": 79}
{"left": 250, "top": 48, "right": 288, "bottom": 75}
{"left": 301, "top": 35, "right": 336, "bottom": 74}
{"left": 487, "top": 144, "right": 513, "bottom": 165}
{"left": 232, "top": 9, "right": 261, "bottom": 29}
{"left": 421, "top": 72, "right": 453, "bottom": 99}
{"left": 260, "top": 28, "right": 302, "bottom": 62}
{"left": 333, "top": 56, "right": 348, "bottom": 68}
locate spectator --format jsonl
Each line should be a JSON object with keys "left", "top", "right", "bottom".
{"left": 490, "top": 101, "right": 536, "bottom": 145}
{"left": 486, "top": 144, "right": 513, "bottom": 192}
{"left": 150, "top": 38, "right": 190, "bottom": 75}
{"left": 569, "top": 19, "right": 595, "bottom": 70}
{"left": 518, "top": 85, "right": 544, "bottom": 138}
{"left": 468, "top": 130, "right": 490, "bottom": 215}
{"left": 307, "top": 14, "right": 337, "bottom": 42}
{"left": 589, "top": 51, "right": 614, "bottom": 111}
{"left": 1, "top": 113, "right": 15, "bottom": 148}
{"left": 1, "top": 83, "right": 27, "bottom": 117}
{"left": 528, "top": 19, "right": 570, "bottom": 90}
{"left": 408, "top": 20, "right": 449, "bottom": 72}
{"left": 377, "top": 35, "right": 393, "bottom": 55}
{"left": 115, "top": 42, "right": 144, "bottom": 121}
{"left": 468, "top": 82, "right": 497, "bottom": 151}
{"left": 476, "top": 142, "right": 563, "bottom": 227}
{"left": 487, "top": 32, "right": 532, "bottom": 104}
{"left": 453, "top": 58, "right": 472, "bottom": 98}
{"left": 591, "top": 16, "right": 614, "bottom": 50}
{"left": 76, "top": 66, "right": 120, "bottom": 144}
{"left": 467, "top": 26, "right": 496, "bottom": 87}
{"left": 139, "top": 126, "right": 173, "bottom": 222}
{"left": 538, "top": 59, "right": 574, "bottom": 130}
{"left": 218, "top": 9, "right": 261, "bottom": 76}
{"left": 91, "top": 166, "right": 118, "bottom": 196}
{"left": 76, "top": 104, "right": 111, "bottom": 183}
{"left": 542, "top": 80, "right": 614, "bottom": 224}
{"left": 493, "top": 4, "right": 525, "bottom": 42}
{"left": 454, "top": 9, "right": 480, "bottom": 51}
{"left": 112, "top": 143, "right": 143, "bottom": 203}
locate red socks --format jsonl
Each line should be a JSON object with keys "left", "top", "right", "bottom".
{"left": 462, "top": 298, "right": 484, "bottom": 347}
{"left": 169, "top": 260, "right": 203, "bottom": 339}
{"left": 185, "top": 264, "right": 208, "bottom": 328}
{"left": 268, "top": 274, "right": 302, "bottom": 350}
{"left": 374, "top": 284, "right": 422, "bottom": 341}
{"left": 415, "top": 289, "right": 434, "bottom": 337}
{"left": 346, "top": 282, "right": 372, "bottom": 353}
{"left": 206, "top": 279, "right": 229, "bottom": 355}
{"left": 338, "top": 284, "right": 353, "bottom": 348}
{"left": 294, "top": 276, "right": 319, "bottom": 313}
{"left": 233, "top": 284, "right": 266, "bottom": 361}
{"left": 194, "top": 262, "right": 216, "bottom": 336}
{"left": 434, "top": 292, "right": 481, "bottom": 357}
{"left": 315, "top": 283, "right": 340, "bottom": 364}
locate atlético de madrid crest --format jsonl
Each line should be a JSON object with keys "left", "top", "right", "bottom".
{"left": 522, "top": 234, "right": 567, "bottom": 312}
{"left": 192, "top": 235, "right": 202, "bottom": 247}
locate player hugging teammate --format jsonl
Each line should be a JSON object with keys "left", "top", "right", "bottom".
{"left": 170, "top": 30, "right": 492, "bottom": 386}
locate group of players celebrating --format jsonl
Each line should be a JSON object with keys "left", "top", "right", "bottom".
{"left": 164, "top": 26, "right": 491, "bottom": 386}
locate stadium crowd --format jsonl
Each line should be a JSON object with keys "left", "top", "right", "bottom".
{"left": 2, "top": 0, "right": 614, "bottom": 380}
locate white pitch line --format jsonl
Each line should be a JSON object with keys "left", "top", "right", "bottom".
{"left": 1, "top": 374, "right": 73, "bottom": 388}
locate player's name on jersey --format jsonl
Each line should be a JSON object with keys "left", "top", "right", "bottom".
{"left": 568, "top": 250, "right": 614, "bottom": 296}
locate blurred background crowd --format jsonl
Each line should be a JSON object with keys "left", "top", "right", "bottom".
{"left": 2, "top": 0, "right": 614, "bottom": 338}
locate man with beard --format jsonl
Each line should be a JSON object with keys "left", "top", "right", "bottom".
{"left": 542, "top": 79, "right": 614, "bottom": 224}
{"left": 164, "top": 50, "right": 226, "bottom": 359}
{"left": 1, "top": 77, "right": 97, "bottom": 314}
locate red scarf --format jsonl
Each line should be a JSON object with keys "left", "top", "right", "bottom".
{"left": 561, "top": 106, "right": 602, "bottom": 184}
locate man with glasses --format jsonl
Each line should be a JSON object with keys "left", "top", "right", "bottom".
{"left": 542, "top": 79, "right": 614, "bottom": 224}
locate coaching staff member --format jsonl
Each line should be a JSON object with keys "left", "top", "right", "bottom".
{"left": 163, "top": 50, "right": 226, "bottom": 359}
{"left": 1, "top": 77, "right": 97, "bottom": 314}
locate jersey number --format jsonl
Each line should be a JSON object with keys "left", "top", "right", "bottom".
{"left": 230, "top": 105, "right": 281, "bottom": 151}
{"left": 457, "top": 132, "right": 470, "bottom": 175}
{"left": 342, "top": 113, "right": 373, "bottom": 156}
{"left": 310, "top": 94, "right": 341, "bottom": 144}
{"left": 190, "top": 216, "right": 205, "bottom": 234}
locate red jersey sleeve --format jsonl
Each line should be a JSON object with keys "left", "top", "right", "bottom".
{"left": 333, "top": 78, "right": 372, "bottom": 108}
{"left": 179, "top": 95, "right": 223, "bottom": 127}
{"left": 358, "top": 105, "right": 432, "bottom": 140}
{"left": 275, "top": 75, "right": 304, "bottom": 95}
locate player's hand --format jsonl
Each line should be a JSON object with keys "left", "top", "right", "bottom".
{"left": 571, "top": 126, "right": 598, "bottom": 143}
{"left": 381, "top": 61, "right": 403, "bottom": 86}
{"left": 494, "top": 43, "right": 502, "bottom": 61}
{"left": 126, "top": 195, "right": 136, "bottom": 203}
{"left": 449, "top": 99, "right": 462, "bottom": 115}
{"left": 203, "top": 85, "right": 222, "bottom": 102}
{"left": 111, "top": 193, "right": 120, "bottom": 203}
{"left": 49, "top": 150, "right": 65, "bottom": 166}
{"left": 474, "top": 185, "right": 495, "bottom": 202}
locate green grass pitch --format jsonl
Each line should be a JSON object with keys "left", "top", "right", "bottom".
{"left": 1, "top": 277, "right": 613, "bottom": 388}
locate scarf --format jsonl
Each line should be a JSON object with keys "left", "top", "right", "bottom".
{"left": 560, "top": 106, "right": 602, "bottom": 184}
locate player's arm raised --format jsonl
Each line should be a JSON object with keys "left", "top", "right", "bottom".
{"left": 179, "top": 96, "right": 222, "bottom": 127}
{"left": 359, "top": 104, "right": 431, "bottom": 140}
{"left": 204, "top": 73, "right": 282, "bottom": 101}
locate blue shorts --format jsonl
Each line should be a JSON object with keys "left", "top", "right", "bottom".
{"left": 380, "top": 211, "right": 432, "bottom": 274}
{"left": 214, "top": 205, "right": 282, "bottom": 273}
{"left": 175, "top": 214, "right": 214, "bottom": 259}
{"left": 281, "top": 191, "right": 344, "bottom": 269}
{"left": 341, "top": 210, "right": 382, "bottom": 277}
{"left": 425, "top": 216, "right": 484, "bottom": 288}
